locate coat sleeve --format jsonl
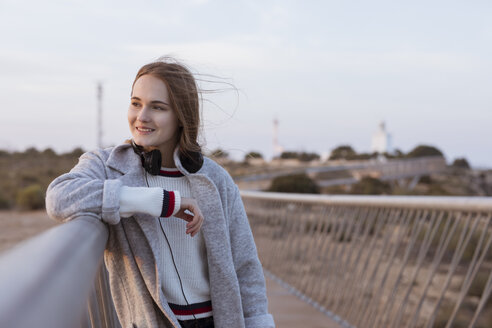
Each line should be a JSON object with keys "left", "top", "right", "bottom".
{"left": 45, "top": 151, "right": 122, "bottom": 225}
{"left": 228, "top": 186, "right": 275, "bottom": 328}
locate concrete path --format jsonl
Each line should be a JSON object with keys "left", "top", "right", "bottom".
{"left": 265, "top": 275, "right": 342, "bottom": 328}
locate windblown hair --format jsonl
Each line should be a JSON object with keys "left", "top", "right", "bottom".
{"left": 130, "top": 57, "right": 202, "bottom": 161}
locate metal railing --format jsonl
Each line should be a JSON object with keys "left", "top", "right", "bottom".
{"left": 3, "top": 189, "right": 492, "bottom": 328}
{"left": 242, "top": 190, "right": 492, "bottom": 328}
{"left": 0, "top": 216, "right": 116, "bottom": 328}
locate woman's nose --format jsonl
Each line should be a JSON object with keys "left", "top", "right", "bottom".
{"left": 137, "top": 106, "right": 151, "bottom": 122}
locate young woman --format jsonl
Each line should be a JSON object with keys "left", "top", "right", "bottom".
{"left": 46, "top": 58, "right": 275, "bottom": 328}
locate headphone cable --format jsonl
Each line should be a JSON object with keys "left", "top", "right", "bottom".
{"left": 145, "top": 170, "right": 198, "bottom": 323}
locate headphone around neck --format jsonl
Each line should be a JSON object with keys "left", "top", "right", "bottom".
{"left": 130, "top": 139, "right": 203, "bottom": 175}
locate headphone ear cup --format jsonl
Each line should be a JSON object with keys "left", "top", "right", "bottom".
{"left": 131, "top": 140, "right": 162, "bottom": 175}
{"left": 144, "top": 149, "right": 162, "bottom": 175}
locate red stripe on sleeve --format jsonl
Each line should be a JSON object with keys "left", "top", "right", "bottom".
{"left": 165, "top": 191, "right": 175, "bottom": 217}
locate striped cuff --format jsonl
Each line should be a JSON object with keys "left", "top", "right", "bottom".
{"left": 161, "top": 190, "right": 181, "bottom": 218}
{"left": 172, "top": 191, "right": 181, "bottom": 216}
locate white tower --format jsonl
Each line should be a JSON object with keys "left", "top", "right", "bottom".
{"left": 371, "top": 121, "right": 392, "bottom": 154}
{"left": 273, "top": 117, "right": 284, "bottom": 158}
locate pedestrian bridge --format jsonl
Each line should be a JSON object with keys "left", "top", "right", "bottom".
{"left": 1, "top": 191, "right": 492, "bottom": 327}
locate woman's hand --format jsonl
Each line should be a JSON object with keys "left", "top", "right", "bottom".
{"left": 174, "top": 197, "right": 204, "bottom": 237}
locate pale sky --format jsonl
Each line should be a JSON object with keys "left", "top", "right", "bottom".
{"left": 1, "top": 0, "right": 491, "bottom": 167}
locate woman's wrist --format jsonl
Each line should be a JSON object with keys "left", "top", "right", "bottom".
{"left": 160, "top": 190, "right": 181, "bottom": 218}
{"left": 119, "top": 186, "right": 180, "bottom": 218}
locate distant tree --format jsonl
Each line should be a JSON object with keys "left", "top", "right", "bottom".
{"left": 62, "top": 147, "right": 84, "bottom": 158}
{"left": 394, "top": 149, "right": 405, "bottom": 157}
{"left": 406, "top": 145, "right": 444, "bottom": 158}
{"left": 298, "top": 152, "right": 320, "bottom": 162}
{"left": 419, "top": 175, "right": 432, "bottom": 184}
{"left": 278, "top": 151, "right": 320, "bottom": 162}
{"left": 42, "top": 148, "right": 57, "bottom": 157}
{"left": 355, "top": 152, "right": 378, "bottom": 160}
{"left": 244, "top": 151, "right": 263, "bottom": 160}
{"left": 280, "top": 151, "right": 298, "bottom": 159}
{"left": 268, "top": 174, "right": 320, "bottom": 194}
{"left": 70, "top": 147, "right": 84, "bottom": 158}
{"left": 329, "top": 145, "right": 357, "bottom": 160}
{"left": 350, "top": 177, "right": 391, "bottom": 195}
{"left": 24, "top": 147, "right": 40, "bottom": 155}
{"left": 451, "top": 157, "right": 470, "bottom": 169}
{"left": 16, "top": 184, "right": 45, "bottom": 210}
{"left": 0, "top": 190, "right": 10, "bottom": 209}
{"left": 209, "top": 148, "right": 229, "bottom": 158}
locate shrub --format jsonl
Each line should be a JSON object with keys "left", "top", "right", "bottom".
{"left": 452, "top": 158, "right": 471, "bottom": 169}
{"left": 209, "top": 149, "right": 229, "bottom": 159}
{"left": 329, "top": 145, "right": 356, "bottom": 160}
{"left": 468, "top": 271, "right": 491, "bottom": 302}
{"left": 350, "top": 177, "right": 391, "bottom": 195}
{"left": 42, "top": 148, "right": 57, "bottom": 157}
{"left": 298, "top": 152, "right": 320, "bottom": 162}
{"left": 0, "top": 191, "right": 11, "bottom": 209}
{"left": 406, "top": 145, "right": 444, "bottom": 158}
{"left": 268, "top": 174, "right": 320, "bottom": 194}
{"left": 279, "top": 151, "right": 298, "bottom": 159}
{"left": 245, "top": 151, "right": 263, "bottom": 160}
{"left": 279, "top": 151, "right": 320, "bottom": 161}
{"left": 418, "top": 175, "right": 432, "bottom": 184}
{"left": 16, "top": 184, "right": 45, "bottom": 210}
{"left": 62, "top": 147, "right": 84, "bottom": 158}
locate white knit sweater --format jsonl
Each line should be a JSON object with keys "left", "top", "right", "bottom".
{"left": 119, "top": 167, "right": 212, "bottom": 320}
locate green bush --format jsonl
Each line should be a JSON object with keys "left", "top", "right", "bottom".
{"left": 279, "top": 151, "right": 320, "bottom": 161}
{"left": 16, "top": 184, "right": 45, "bottom": 210}
{"left": 0, "top": 191, "right": 11, "bottom": 209}
{"left": 244, "top": 151, "right": 263, "bottom": 160}
{"left": 350, "top": 177, "right": 391, "bottom": 195}
{"left": 469, "top": 271, "right": 491, "bottom": 300}
{"left": 419, "top": 175, "right": 432, "bottom": 184}
{"left": 268, "top": 174, "right": 320, "bottom": 194}
{"left": 329, "top": 145, "right": 356, "bottom": 160}
{"left": 209, "top": 148, "right": 229, "bottom": 159}
{"left": 452, "top": 158, "right": 471, "bottom": 169}
{"left": 406, "top": 145, "right": 444, "bottom": 158}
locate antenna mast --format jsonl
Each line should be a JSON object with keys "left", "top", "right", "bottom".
{"left": 97, "top": 82, "right": 103, "bottom": 149}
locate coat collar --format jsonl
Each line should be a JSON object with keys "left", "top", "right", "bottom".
{"left": 105, "top": 142, "right": 202, "bottom": 176}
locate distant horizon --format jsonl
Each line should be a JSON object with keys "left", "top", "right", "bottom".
{"left": 1, "top": 1, "right": 490, "bottom": 169}
{"left": 3, "top": 138, "right": 489, "bottom": 170}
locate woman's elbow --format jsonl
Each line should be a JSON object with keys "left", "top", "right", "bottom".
{"left": 45, "top": 186, "right": 69, "bottom": 223}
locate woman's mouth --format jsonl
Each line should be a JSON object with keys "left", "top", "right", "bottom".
{"left": 136, "top": 127, "right": 155, "bottom": 134}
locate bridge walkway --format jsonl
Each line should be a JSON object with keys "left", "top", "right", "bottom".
{"left": 265, "top": 275, "right": 342, "bottom": 328}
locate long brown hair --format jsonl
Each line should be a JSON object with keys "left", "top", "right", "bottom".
{"left": 130, "top": 57, "right": 202, "bottom": 162}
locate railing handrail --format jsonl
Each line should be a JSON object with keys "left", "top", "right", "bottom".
{"left": 240, "top": 190, "right": 492, "bottom": 211}
{"left": 0, "top": 215, "right": 108, "bottom": 328}
{"left": 243, "top": 190, "right": 492, "bottom": 327}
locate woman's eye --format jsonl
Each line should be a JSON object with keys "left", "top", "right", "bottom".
{"left": 153, "top": 106, "right": 166, "bottom": 111}
{"left": 131, "top": 102, "right": 140, "bottom": 107}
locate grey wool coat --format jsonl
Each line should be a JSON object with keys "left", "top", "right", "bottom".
{"left": 46, "top": 142, "right": 275, "bottom": 328}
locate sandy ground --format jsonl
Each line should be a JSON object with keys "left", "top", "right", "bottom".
{"left": 0, "top": 210, "right": 59, "bottom": 254}
{"left": 265, "top": 275, "right": 341, "bottom": 328}
{"left": 0, "top": 210, "right": 337, "bottom": 327}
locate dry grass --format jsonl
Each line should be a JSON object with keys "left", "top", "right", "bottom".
{"left": 0, "top": 210, "right": 58, "bottom": 254}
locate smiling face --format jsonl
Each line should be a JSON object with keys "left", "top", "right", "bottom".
{"left": 128, "top": 74, "right": 181, "bottom": 154}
